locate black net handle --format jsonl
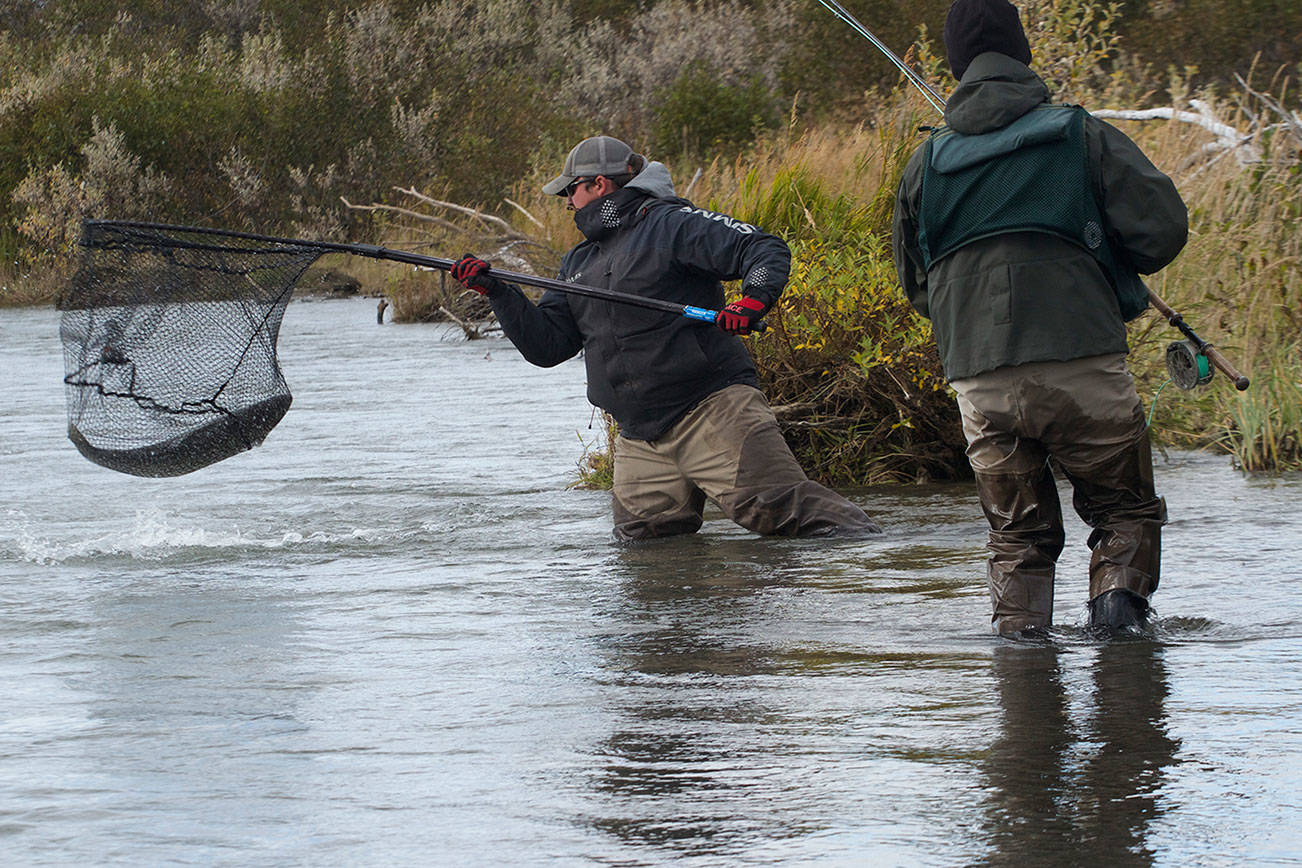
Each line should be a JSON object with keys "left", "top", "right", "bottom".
{"left": 84, "top": 220, "right": 757, "bottom": 330}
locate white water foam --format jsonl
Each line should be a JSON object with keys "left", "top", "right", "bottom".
{"left": 2, "top": 508, "right": 392, "bottom": 565}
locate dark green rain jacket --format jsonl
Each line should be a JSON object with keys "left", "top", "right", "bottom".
{"left": 892, "top": 52, "right": 1189, "bottom": 381}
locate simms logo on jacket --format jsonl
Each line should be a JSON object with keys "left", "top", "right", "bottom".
{"left": 678, "top": 206, "right": 756, "bottom": 234}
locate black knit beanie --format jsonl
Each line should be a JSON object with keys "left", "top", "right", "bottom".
{"left": 943, "top": 0, "right": 1033, "bottom": 80}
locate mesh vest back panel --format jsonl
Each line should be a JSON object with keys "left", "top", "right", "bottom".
{"left": 916, "top": 104, "right": 1149, "bottom": 320}
{"left": 918, "top": 105, "right": 1104, "bottom": 267}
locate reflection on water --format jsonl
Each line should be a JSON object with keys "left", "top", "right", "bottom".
{"left": 981, "top": 640, "right": 1179, "bottom": 866}
{"left": 586, "top": 539, "right": 1190, "bottom": 864}
{"left": 3, "top": 300, "right": 1301, "bottom": 865}
{"left": 588, "top": 543, "right": 816, "bottom": 855}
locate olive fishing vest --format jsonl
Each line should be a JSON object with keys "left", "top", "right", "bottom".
{"left": 917, "top": 104, "right": 1149, "bottom": 320}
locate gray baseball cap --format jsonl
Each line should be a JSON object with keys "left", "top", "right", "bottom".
{"left": 542, "top": 135, "right": 639, "bottom": 196}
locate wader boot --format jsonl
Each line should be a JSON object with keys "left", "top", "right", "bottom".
{"left": 612, "top": 487, "right": 706, "bottom": 541}
{"left": 1088, "top": 588, "right": 1150, "bottom": 630}
{"left": 974, "top": 463, "right": 1066, "bottom": 636}
{"left": 1058, "top": 432, "right": 1166, "bottom": 630}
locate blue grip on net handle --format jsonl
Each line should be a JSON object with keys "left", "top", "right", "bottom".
{"left": 682, "top": 305, "right": 769, "bottom": 333}
{"left": 682, "top": 305, "right": 720, "bottom": 323}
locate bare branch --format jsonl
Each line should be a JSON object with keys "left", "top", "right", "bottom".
{"left": 1091, "top": 102, "right": 1262, "bottom": 165}
{"left": 682, "top": 167, "right": 704, "bottom": 199}
{"left": 438, "top": 304, "right": 489, "bottom": 340}
{"left": 503, "top": 198, "right": 546, "bottom": 230}
{"left": 340, "top": 196, "right": 462, "bottom": 233}
{"left": 393, "top": 187, "right": 526, "bottom": 238}
{"left": 1235, "top": 73, "right": 1302, "bottom": 144}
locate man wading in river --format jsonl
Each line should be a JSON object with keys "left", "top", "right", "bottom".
{"left": 891, "top": 0, "right": 1188, "bottom": 635}
{"left": 452, "top": 135, "right": 880, "bottom": 541}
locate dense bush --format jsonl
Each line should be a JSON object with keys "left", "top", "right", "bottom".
{"left": 558, "top": 0, "right": 795, "bottom": 143}
{"left": 709, "top": 129, "right": 968, "bottom": 483}
{"left": 3, "top": 0, "right": 1297, "bottom": 268}
{"left": 0, "top": 2, "right": 580, "bottom": 261}
{"left": 1117, "top": 0, "right": 1302, "bottom": 88}
{"left": 649, "top": 62, "right": 780, "bottom": 160}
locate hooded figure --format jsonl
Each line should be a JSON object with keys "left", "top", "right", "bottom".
{"left": 942, "top": 0, "right": 1031, "bottom": 79}
{"left": 450, "top": 136, "right": 882, "bottom": 541}
{"left": 892, "top": 0, "right": 1189, "bottom": 635}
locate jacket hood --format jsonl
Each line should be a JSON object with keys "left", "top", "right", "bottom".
{"left": 942, "top": 52, "right": 1050, "bottom": 135}
{"left": 625, "top": 160, "right": 676, "bottom": 199}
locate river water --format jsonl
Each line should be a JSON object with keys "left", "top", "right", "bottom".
{"left": 2, "top": 297, "right": 1300, "bottom": 866}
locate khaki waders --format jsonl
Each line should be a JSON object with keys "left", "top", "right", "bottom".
{"left": 950, "top": 353, "right": 1166, "bottom": 634}
{"left": 611, "top": 385, "right": 881, "bottom": 540}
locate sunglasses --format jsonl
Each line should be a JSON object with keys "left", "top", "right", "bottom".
{"left": 562, "top": 177, "right": 592, "bottom": 198}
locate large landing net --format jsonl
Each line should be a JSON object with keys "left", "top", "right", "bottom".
{"left": 59, "top": 222, "right": 321, "bottom": 476}
{"left": 58, "top": 219, "right": 744, "bottom": 476}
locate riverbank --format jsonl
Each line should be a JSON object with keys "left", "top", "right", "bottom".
{"left": 5, "top": 24, "right": 1297, "bottom": 473}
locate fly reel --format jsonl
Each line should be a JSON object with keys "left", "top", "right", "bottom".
{"left": 1165, "top": 340, "right": 1214, "bottom": 390}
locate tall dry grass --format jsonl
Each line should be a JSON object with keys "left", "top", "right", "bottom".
{"left": 1110, "top": 76, "right": 1302, "bottom": 470}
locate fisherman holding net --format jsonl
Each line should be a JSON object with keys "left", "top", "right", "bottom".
{"left": 891, "top": 0, "right": 1189, "bottom": 634}
{"left": 452, "top": 135, "right": 880, "bottom": 541}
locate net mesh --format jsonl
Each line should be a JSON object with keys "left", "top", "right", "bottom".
{"left": 59, "top": 222, "right": 322, "bottom": 476}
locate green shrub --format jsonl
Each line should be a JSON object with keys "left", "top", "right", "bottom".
{"left": 728, "top": 166, "right": 966, "bottom": 484}
{"left": 649, "top": 62, "right": 780, "bottom": 159}
{"left": 0, "top": 2, "right": 577, "bottom": 267}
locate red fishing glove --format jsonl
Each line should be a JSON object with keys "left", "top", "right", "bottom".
{"left": 450, "top": 254, "right": 503, "bottom": 295}
{"left": 715, "top": 296, "right": 767, "bottom": 335}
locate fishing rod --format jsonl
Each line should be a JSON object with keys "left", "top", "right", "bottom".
{"left": 813, "top": 0, "right": 1248, "bottom": 390}
{"left": 813, "top": 0, "right": 946, "bottom": 113}
{"left": 85, "top": 220, "right": 764, "bottom": 332}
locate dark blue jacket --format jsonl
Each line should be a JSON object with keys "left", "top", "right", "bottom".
{"left": 487, "top": 162, "right": 789, "bottom": 441}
